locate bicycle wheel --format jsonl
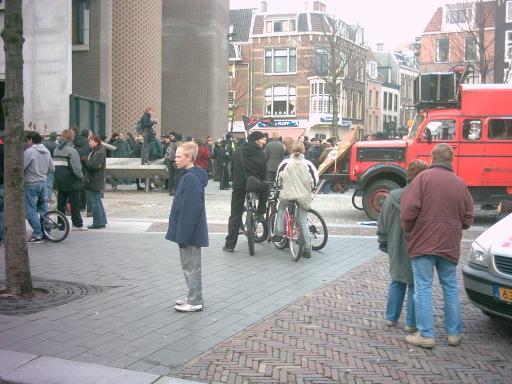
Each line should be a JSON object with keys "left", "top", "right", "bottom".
{"left": 42, "top": 210, "right": 70, "bottom": 243}
{"left": 308, "top": 209, "right": 328, "bottom": 251}
{"left": 269, "top": 211, "right": 288, "bottom": 249}
{"left": 241, "top": 209, "right": 268, "bottom": 243}
{"left": 246, "top": 210, "right": 255, "bottom": 256}
{"left": 289, "top": 216, "right": 304, "bottom": 262}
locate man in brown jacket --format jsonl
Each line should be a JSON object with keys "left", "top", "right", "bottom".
{"left": 400, "top": 143, "right": 474, "bottom": 348}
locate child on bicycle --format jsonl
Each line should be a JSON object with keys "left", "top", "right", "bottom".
{"left": 273, "top": 141, "right": 319, "bottom": 258}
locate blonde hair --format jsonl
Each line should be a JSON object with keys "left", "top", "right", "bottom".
{"left": 61, "top": 129, "right": 75, "bottom": 141}
{"left": 283, "top": 136, "right": 294, "bottom": 153}
{"left": 178, "top": 141, "right": 198, "bottom": 161}
{"left": 291, "top": 141, "right": 305, "bottom": 157}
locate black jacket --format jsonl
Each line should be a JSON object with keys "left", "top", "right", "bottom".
{"left": 83, "top": 145, "right": 106, "bottom": 192}
{"left": 231, "top": 142, "right": 266, "bottom": 190}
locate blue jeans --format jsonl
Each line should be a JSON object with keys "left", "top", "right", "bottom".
{"left": 274, "top": 201, "right": 311, "bottom": 251}
{"left": 46, "top": 171, "right": 54, "bottom": 201}
{"left": 25, "top": 181, "right": 48, "bottom": 237}
{"left": 0, "top": 184, "right": 4, "bottom": 241}
{"left": 411, "top": 255, "right": 461, "bottom": 337}
{"left": 87, "top": 191, "right": 107, "bottom": 227}
{"left": 386, "top": 281, "right": 416, "bottom": 327}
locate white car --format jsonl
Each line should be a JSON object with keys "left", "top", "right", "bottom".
{"left": 463, "top": 212, "right": 512, "bottom": 320}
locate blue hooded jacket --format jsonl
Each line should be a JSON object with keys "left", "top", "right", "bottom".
{"left": 165, "top": 167, "right": 209, "bottom": 247}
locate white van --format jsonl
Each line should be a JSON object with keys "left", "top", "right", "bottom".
{"left": 463, "top": 213, "right": 512, "bottom": 320}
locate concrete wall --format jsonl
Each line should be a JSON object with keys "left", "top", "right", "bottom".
{"left": 0, "top": 0, "right": 72, "bottom": 133}
{"left": 162, "top": 0, "right": 229, "bottom": 140}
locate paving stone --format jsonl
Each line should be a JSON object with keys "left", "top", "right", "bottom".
{"left": 0, "top": 349, "right": 37, "bottom": 376}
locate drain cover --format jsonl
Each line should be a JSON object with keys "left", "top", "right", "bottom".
{"left": 0, "top": 277, "right": 116, "bottom": 315}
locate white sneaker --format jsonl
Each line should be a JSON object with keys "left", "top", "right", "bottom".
{"left": 175, "top": 299, "right": 187, "bottom": 306}
{"left": 174, "top": 303, "right": 203, "bottom": 312}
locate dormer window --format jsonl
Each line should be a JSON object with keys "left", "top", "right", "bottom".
{"left": 445, "top": 4, "right": 472, "bottom": 24}
{"left": 265, "top": 18, "right": 297, "bottom": 33}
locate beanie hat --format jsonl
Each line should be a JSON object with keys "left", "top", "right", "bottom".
{"left": 248, "top": 131, "right": 265, "bottom": 142}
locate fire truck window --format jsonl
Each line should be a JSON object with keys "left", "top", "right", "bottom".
{"left": 489, "top": 119, "right": 512, "bottom": 140}
{"left": 424, "top": 120, "right": 456, "bottom": 141}
{"left": 462, "top": 120, "right": 481, "bottom": 141}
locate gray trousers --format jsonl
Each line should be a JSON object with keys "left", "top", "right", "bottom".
{"left": 179, "top": 245, "right": 203, "bottom": 305}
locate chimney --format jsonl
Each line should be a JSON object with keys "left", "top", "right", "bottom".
{"left": 313, "top": 1, "right": 326, "bottom": 13}
{"left": 259, "top": 1, "right": 267, "bottom": 12}
{"left": 304, "top": 1, "right": 310, "bottom": 11}
{"left": 377, "top": 43, "right": 384, "bottom": 51}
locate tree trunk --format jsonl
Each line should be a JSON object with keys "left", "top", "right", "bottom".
{"left": 2, "top": 0, "right": 33, "bottom": 296}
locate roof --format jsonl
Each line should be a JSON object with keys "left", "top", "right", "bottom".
{"left": 229, "top": 9, "right": 253, "bottom": 42}
{"left": 424, "top": 2, "right": 496, "bottom": 33}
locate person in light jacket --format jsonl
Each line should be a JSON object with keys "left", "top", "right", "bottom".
{"left": 273, "top": 140, "right": 319, "bottom": 258}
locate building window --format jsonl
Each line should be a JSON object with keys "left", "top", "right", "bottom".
{"left": 315, "top": 49, "right": 329, "bottom": 76}
{"left": 375, "top": 91, "right": 379, "bottom": 108}
{"left": 265, "top": 18, "right": 297, "bottom": 33}
{"left": 383, "top": 92, "right": 388, "bottom": 110}
{"left": 310, "top": 82, "right": 331, "bottom": 114}
{"left": 265, "top": 86, "right": 296, "bottom": 116}
{"left": 505, "top": 31, "right": 512, "bottom": 62}
{"left": 368, "top": 90, "right": 373, "bottom": 108}
{"left": 465, "top": 36, "right": 478, "bottom": 62}
{"left": 228, "top": 63, "right": 235, "bottom": 78}
{"left": 435, "top": 38, "right": 449, "bottom": 63}
{"left": 507, "top": 1, "right": 512, "bottom": 22}
{"left": 393, "top": 94, "right": 398, "bottom": 112}
{"left": 446, "top": 8, "right": 472, "bottom": 24}
{"left": 367, "top": 61, "right": 378, "bottom": 79}
{"left": 72, "top": 0, "right": 89, "bottom": 49}
{"left": 265, "top": 48, "right": 296, "bottom": 74}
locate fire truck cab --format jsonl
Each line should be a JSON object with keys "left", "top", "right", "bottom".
{"left": 348, "top": 74, "right": 512, "bottom": 220}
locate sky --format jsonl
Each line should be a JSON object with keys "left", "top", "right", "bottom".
{"left": 229, "top": 0, "right": 447, "bottom": 51}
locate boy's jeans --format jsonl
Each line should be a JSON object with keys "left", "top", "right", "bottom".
{"left": 386, "top": 281, "right": 415, "bottom": 327}
{"left": 25, "top": 181, "right": 48, "bottom": 238}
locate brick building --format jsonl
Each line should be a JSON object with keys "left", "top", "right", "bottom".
{"left": 229, "top": 1, "right": 368, "bottom": 140}
{"left": 418, "top": 1, "right": 496, "bottom": 84}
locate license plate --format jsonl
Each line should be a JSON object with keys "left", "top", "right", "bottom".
{"left": 494, "top": 287, "right": 512, "bottom": 303}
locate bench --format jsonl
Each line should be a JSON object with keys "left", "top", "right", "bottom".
{"left": 105, "top": 158, "right": 168, "bottom": 192}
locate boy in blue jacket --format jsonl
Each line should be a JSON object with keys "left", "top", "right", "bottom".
{"left": 165, "top": 142, "right": 209, "bottom": 312}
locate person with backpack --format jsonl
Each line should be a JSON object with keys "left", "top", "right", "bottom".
{"left": 53, "top": 129, "right": 86, "bottom": 231}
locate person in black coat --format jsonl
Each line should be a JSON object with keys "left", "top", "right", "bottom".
{"left": 140, "top": 107, "right": 158, "bottom": 164}
{"left": 223, "top": 131, "right": 267, "bottom": 252}
{"left": 74, "top": 128, "right": 92, "bottom": 213}
{"left": 82, "top": 135, "right": 108, "bottom": 229}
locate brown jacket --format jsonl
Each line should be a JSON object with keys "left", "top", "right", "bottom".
{"left": 400, "top": 162, "right": 474, "bottom": 264}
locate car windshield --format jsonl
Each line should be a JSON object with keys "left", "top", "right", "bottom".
{"left": 408, "top": 114, "right": 425, "bottom": 139}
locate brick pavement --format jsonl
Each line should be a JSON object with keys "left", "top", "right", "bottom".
{"left": 0, "top": 232, "right": 378, "bottom": 377}
{"left": 178, "top": 243, "right": 512, "bottom": 384}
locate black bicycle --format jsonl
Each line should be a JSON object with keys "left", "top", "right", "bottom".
{"left": 41, "top": 210, "right": 70, "bottom": 242}
{"left": 243, "top": 190, "right": 260, "bottom": 256}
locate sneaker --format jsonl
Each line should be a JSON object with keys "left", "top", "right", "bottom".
{"left": 448, "top": 335, "right": 461, "bottom": 346}
{"left": 271, "top": 235, "right": 283, "bottom": 243}
{"left": 174, "top": 303, "right": 203, "bottom": 312}
{"left": 385, "top": 320, "right": 397, "bottom": 327}
{"left": 72, "top": 226, "right": 88, "bottom": 231}
{"left": 88, "top": 225, "right": 105, "bottom": 229}
{"left": 405, "top": 325, "right": 418, "bottom": 333}
{"left": 406, "top": 332, "right": 435, "bottom": 348}
{"left": 27, "top": 236, "right": 44, "bottom": 244}
{"left": 175, "top": 299, "right": 187, "bottom": 306}
{"left": 222, "top": 245, "right": 234, "bottom": 252}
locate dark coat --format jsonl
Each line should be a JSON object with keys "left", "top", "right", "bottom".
{"left": 400, "top": 162, "right": 474, "bottom": 264}
{"left": 74, "top": 135, "right": 91, "bottom": 158}
{"left": 231, "top": 141, "right": 266, "bottom": 190}
{"left": 43, "top": 139, "right": 57, "bottom": 156}
{"left": 83, "top": 145, "right": 107, "bottom": 192}
{"left": 264, "top": 140, "right": 285, "bottom": 173}
{"left": 377, "top": 188, "right": 413, "bottom": 284}
{"left": 165, "top": 167, "right": 209, "bottom": 247}
{"left": 113, "top": 139, "right": 131, "bottom": 158}
{"left": 53, "top": 140, "right": 84, "bottom": 191}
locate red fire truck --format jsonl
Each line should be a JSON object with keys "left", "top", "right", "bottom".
{"left": 325, "top": 71, "right": 512, "bottom": 220}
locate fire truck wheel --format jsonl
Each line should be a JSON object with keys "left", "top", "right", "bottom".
{"left": 362, "top": 180, "right": 400, "bottom": 220}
